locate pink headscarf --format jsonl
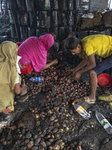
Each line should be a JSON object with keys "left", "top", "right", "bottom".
{"left": 18, "top": 34, "right": 54, "bottom": 72}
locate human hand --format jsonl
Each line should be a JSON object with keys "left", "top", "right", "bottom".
{"left": 73, "top": 72, "right": 81, "bottom": 81}
{"left": 53, "top": 59, "right": 58, "bottom": 65}
{"left": 21, "top": 80, "right": 26, "bottom": 89}
{"left": 3, "top": 108, "right": 12, "bottom": 114}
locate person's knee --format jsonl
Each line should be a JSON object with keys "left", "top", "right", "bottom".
{"left": 90, "top": 70, "right": 97, "bottom": 76}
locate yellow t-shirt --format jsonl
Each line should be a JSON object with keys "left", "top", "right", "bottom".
{"left": 81, "top": 34, "right": 112, "bottom": 58}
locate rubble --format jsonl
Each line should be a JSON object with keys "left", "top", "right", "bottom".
{"left": 80, "top": 13, "right": 102, "bottom": 30}
{"left": 0, "top": 51, "right": 112, "bottom": 150}
{"left": 1, "top": 1, "right": 112, "bottom": 149}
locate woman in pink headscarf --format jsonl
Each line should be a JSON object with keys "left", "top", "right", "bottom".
{"left": 18, "top": 34, "right": 58, "bottom": 74}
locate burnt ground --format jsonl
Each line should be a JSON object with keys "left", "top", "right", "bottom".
{"left": 0, "top": 51, "right": 112, "bottom": 150}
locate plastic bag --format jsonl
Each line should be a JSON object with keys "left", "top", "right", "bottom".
{"left": 81, "top": 13, "right": 94, "bottom": 19}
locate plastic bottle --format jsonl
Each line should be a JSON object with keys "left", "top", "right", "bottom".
{"left": 95, "top": 111, "right": 112, "bottom": 134}
{"left": 72, "top": 102, "right": 91, "bottom": 119}
{"left": 29, "top": 77, "right": 44, "bottom": 82}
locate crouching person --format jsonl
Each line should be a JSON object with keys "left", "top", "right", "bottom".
{"left": 0, "top": 41, "right": 25, "bottom": 115}
{"left": 65, "top": 34, "right": 112, "bottom": 104}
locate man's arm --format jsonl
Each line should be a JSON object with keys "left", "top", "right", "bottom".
{"left": 14, "top": 81, "right": 25, "bottom": 94}
{"left": 78, "top": 54, "right": 96, "bottom": 74}
{"left": 73, "top": 54, "right": 96, "bottom": 81}
{"left": 67, "top": 55, "right": 89, "bottom": 73}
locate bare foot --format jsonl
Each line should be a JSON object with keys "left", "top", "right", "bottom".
{"left": 89, "top": 96, "right": 96, "bottom": 102}
{"left": 84, "top": 96, "right": 96, "bottom": 104}
{"left": 3, "top": 108, "right": 12, "bottom": 115}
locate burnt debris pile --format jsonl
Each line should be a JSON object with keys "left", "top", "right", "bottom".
{"left": 0, "top": 51, "right": 112, "bottom": 150}
{"left": 8, "top": 0, "right": 78, "bottom": 42}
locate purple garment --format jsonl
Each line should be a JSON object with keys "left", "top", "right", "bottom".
{"left": 18, "top": 34, "right": 54, "bottom": 72}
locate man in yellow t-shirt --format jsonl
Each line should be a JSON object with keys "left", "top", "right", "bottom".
{"left": 65, "top": 34, "right": 112, "bottom": 104}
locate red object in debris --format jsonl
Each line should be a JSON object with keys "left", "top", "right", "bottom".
{"left": 20, "top": 63, "right": 32, "bottom": 74}
{"left": 16, "top": 42, "right": 21, "bottom": 47}
{"left": 6, "top": 125, "right": 17, "bottom": 130}
{"left": 98, "top": 73, "right": 111, "bottom": 87}
{"left": 11, "top": 125, "right": 17, "bottom": 130}
{"left": 6, "top": 126, "right": 11, "bottom": 129}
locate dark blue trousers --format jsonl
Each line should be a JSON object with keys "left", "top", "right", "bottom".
{"left": 92, "top": 55, "right": 112, "bottom": 75}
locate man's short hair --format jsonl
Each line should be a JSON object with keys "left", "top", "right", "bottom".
{"left": 64, "top": 36, "right": 81, "bottom": 51}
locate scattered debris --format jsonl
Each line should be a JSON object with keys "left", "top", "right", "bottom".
{"left": 0, "top": 52, "right": 112, "bottom": 149}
